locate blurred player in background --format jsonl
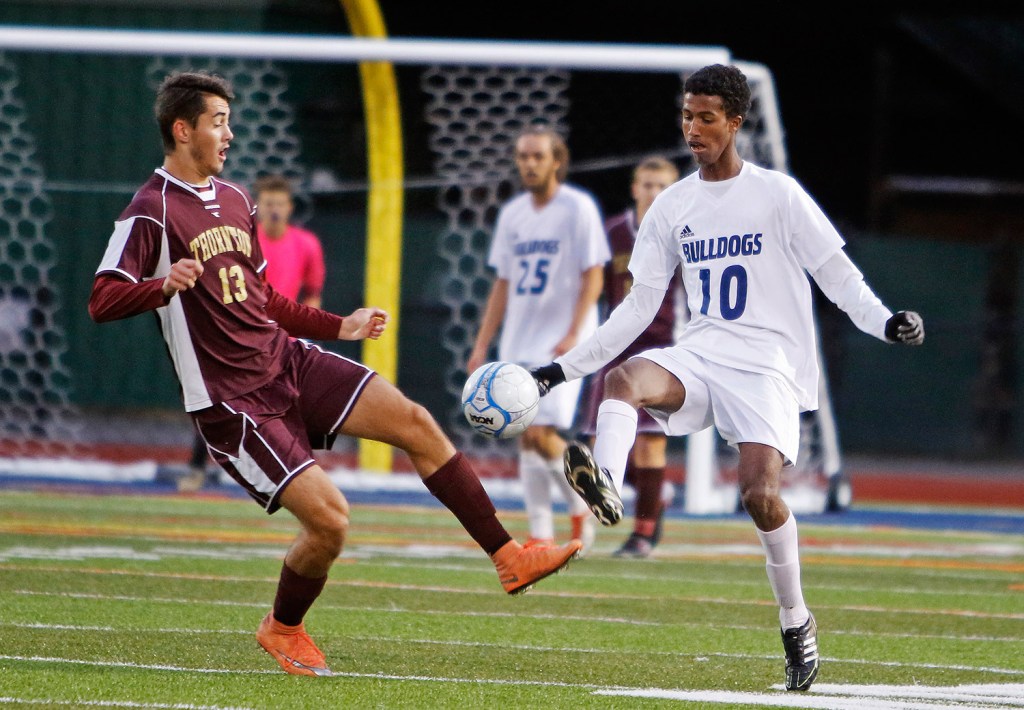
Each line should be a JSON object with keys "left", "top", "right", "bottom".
{"left": 531, "top": 64, "right": 924, "bottom": 691}
{"left": 181, "top": 173, "right": 327, "bottom": 490}
{"left": 468, "top": 125, "right": 609, "bottom": 554}
{"left": 252, "top": 174, "right": 326, "bottom": 309}
{"left": 89, "top": 70, "right": 582, "bottom": 678}
{"left": 580, "top": 155, "right": 681, "bottom": 558}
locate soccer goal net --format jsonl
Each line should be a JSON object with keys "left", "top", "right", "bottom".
{"left": 0, "top": 27, "right": 841, "bottom": 512}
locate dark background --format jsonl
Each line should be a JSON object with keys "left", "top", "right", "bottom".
{"left": 2, "top": 1, "right": 1023, "bottom": 459}
{"left": 273, "top": 1, "right": 1024, "bottom": 234}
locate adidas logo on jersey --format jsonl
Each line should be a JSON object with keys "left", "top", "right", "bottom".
{"left": 679, "top": 224, "right": 695, "bottom": 239}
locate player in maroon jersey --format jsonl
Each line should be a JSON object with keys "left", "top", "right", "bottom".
{"left": 580, "top": 156, "right": 681, "bottom": 557}
{"left": 181, "top": 173, "right": 327, "bottom": 489}
{"left": 88, "top": 70, "right": 581, "bottom": 677}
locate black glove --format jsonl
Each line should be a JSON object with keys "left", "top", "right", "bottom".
{"left": 530, "top": 362, "right": 566, "bottom": 396}
{"left": 884, "top": 310, "right": 924, "bottom": 345}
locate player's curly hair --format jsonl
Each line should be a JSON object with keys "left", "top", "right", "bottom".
{"left": 684, "top": 64, "right": 752, "bottom": 119}
{"left": 154, "top": 70, "right": 235, "bottom": 154}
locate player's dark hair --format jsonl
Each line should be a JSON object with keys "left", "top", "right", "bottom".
{"left": 253, "top": 174, "right": 294, "bottom": 199}
{"left": 154, "top": 71, "right": 235, "bottom": 154}
{"left": 684, "top": 64, "right": 752, "bottom": 119}
{"left": 633, "top": 155, "right": 679, "bottom": 182}
{"left": 518, "top": 124, "right": 569, "bottom": 182}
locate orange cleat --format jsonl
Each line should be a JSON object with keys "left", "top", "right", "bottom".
{"left": 491, "top": 538, "right": 581, "bottom": 595}
{"left": 256, "top": 612, "right": 334, "bottom": 677}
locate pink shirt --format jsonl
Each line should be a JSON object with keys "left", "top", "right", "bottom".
{"left": 256, "top": 224, "right": 326, "bottom": 303}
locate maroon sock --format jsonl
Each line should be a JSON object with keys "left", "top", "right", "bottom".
{"left": 632, "top": 466, "right": 666, "bottom": 529}
{"left": 272, "top": 562, "right": 328, "bottom": 626}
{"left": 424, "top": 452, "right": 513, "bottom": 555}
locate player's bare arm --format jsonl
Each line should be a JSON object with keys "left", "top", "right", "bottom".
{"left": 161, "top": 258, "right": 204, "bottom": 298}
{"left": 338, "top": 307, "right": 388, "bottom": 341}
{"left": 553, "top": 264, "right": 604, "bottom": 356}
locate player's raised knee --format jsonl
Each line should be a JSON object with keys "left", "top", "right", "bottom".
{"left": 740, "top": 484, "right": 777, "bottom": 522}
{"left": 604, "top": 362, "right": 642, "bottom": 401}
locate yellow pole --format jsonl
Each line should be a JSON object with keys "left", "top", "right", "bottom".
{"left": 339, "top": 0, "right": 404, "bottom": 472}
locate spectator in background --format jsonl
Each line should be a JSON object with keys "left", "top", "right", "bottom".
{"left": 468, "top": 124, "right": 609, "bottom": 554}
{"left": 181, "top": 174, "right": 327, "bottom": 490}
{"left": 580, "top": 155, "right": 681, "bottom": 558}
{"left": 253, "top": 174, "right": 326, "bottom": 308}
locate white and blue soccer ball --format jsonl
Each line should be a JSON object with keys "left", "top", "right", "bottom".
{"left": 462, "top": 361, "right": 540, "bottom": 439}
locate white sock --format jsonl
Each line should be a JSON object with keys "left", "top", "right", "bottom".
{"left": 519, "top": 450, "right": 554, "bottom": 540}
{"left": 548, "top": 455, "right": 589, "bottom": 516}
{"left": 756, "top": 513, "right": 809, "bottom": 629}
{"left": 593, "top": 399, "right": 638, "bottom": 492}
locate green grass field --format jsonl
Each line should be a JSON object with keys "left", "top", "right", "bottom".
{"left": 1, "top": 487, "right": 1022, "bottom": 709}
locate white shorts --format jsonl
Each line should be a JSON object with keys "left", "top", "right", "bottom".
{"left": 635, "top": 347, "right": 801, "bottom": 466}
{"left": 534, "top": 375, "right": 583, "bottom": 430}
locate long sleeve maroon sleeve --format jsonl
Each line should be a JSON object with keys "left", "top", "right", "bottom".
{"left": 265, "top": 284, "right": 343, "bottom": 341}
{"left": 88, "top": 274, "right": 169, "bottom": 323}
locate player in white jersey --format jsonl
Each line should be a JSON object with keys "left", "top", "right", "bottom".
{"left": 530, "top": 65, "right": 924, "bottom": 691}
{"left": 468, "top": 125, "right": 610, "bottom": 553}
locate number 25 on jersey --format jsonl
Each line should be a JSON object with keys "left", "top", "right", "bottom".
{"left": 516, "top": 258, "right": 549, "bottom": 295}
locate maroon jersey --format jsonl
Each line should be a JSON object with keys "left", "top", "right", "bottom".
{"left": 603, "top": 209, "right": 679, "bottom": 364}
{"left": 94, "top": 169, "right": 288, "bottom": 411}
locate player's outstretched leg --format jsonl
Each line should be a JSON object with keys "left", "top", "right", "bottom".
{"left": 782, "top": 612, "right": 819, "bottom": 691}
{"left": 564, "top": 441, "right": 623, "bottom": 526}
{"left": 491, "top": 538, "right": 582, "bottom": 595}
{"left": 339, "top": 376, "right": 583, "bottom": 594}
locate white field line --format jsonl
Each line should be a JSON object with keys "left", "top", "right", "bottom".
{"left": 0, "top": 655, "right": 274, "bottom": 675}
{"left": 12, "top": 584, "right": 1024, "bottom": 632}
{"left": 5, "top": 617, "right": 1023, "bottom": 646}
{"left": 3, "top": 543, "right": 1022, "bottom": 596}
{"left": 596, "top": 685, "right": 1024, "bottom": 709}
{"left": 7, "top": 561, "right": 1024, "bottom": 621}
{"left": 5, "top": 616, "right": 1023, "bottom": 678}
{"left": 2, "top": 657, "right": 1023, "bottom": 710}
{"left": 0, "top": 697, "right": 251, "bottom": 710}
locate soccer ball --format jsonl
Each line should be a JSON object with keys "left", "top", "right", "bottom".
{"left": 462, "top": 361, "right": 540, "bottom": 439}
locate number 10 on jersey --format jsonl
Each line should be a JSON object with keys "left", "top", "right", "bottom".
{"left": 698, "top": 264, "right": 747, "bottom": 320}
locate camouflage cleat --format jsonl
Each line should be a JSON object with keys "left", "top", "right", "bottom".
{"left": 782, "top": 613, "right": 819, "bottom": 691}
{"left": 564, "top": 442, "right": 623, "bottom": 526}
{"left": 491, "top": 539, "right": 581, "bottom": 595}
{"left": 256, "top": 613, "right": 334, "bottom": 677}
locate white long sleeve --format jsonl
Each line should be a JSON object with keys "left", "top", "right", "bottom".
{"left": 810, "top": 250, "right": 892, "bottom": 342}
{"left": 555, "top": 282, "right": 665, "bottom": 381}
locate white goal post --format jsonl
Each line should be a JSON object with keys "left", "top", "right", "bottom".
{"left": 0, "top": 26, "right": 839, "bottom": 513}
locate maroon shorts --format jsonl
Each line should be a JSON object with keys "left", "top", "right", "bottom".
{"left": 579, "top": 358, "right": 663, "bottom": 438}
{"left": 191, "top": 339, "right": 374, "bottom": 513}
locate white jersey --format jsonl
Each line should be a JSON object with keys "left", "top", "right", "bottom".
{"left": 488, "top": 183, "right": 610, "bottom": 366}
{"left": 629, "top": 162, "right": 845, "bottom": 410}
